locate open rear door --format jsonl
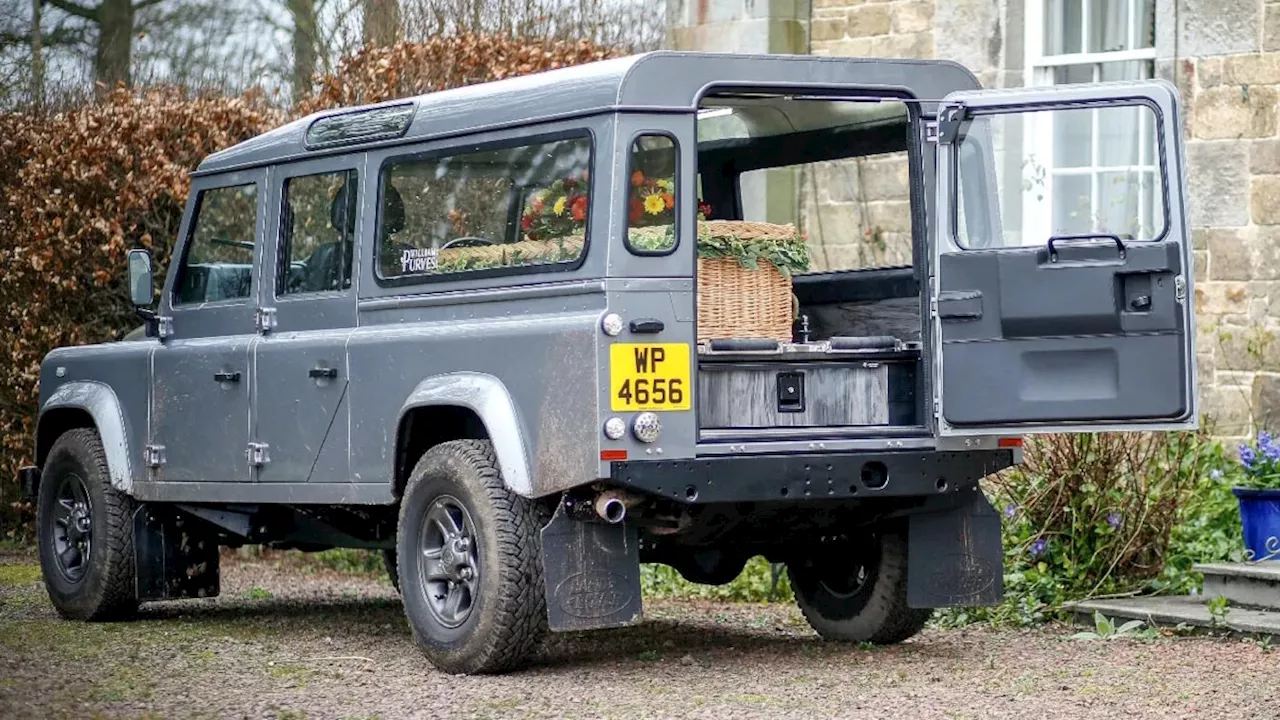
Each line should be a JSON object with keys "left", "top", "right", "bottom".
{"left": 932, "top": 80, "right": 1196, "bottom": 436}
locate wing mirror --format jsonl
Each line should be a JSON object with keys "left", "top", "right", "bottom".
{"left": 127, "top": 249, "right": 160, "bottom": 337}
{"left": 128, "top": 249, "right": 153, "bottom": 306}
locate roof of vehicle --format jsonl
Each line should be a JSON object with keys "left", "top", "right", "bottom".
{"left": 196, "top": 51, "right": 980, "bottom": 175}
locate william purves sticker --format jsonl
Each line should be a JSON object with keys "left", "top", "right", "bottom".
{"left": 401, "top": 247, "right": 438, "bottom": 273}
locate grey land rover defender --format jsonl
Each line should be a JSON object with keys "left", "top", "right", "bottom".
{"left": 21, "top": 51, "right": 1197, "bottom": 674}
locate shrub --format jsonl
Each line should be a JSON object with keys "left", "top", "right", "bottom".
{"left": 641, "top": 557, "right": 793, "bottom": 603}
{"left": 937, "top": 430, "right": 1241, "bottom": 627}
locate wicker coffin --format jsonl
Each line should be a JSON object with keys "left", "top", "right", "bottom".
{"left": 442, "top": 220, "right": 803, "bottom": 342}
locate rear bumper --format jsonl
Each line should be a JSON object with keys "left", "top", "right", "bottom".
{"left": 18, "top": 466, "right": 39, "bottom": 503}
{"left": 609, "top": 448, "right": 1014, "bottom": 504}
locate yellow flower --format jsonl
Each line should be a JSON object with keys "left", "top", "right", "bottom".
{"left": 656, "top": 178, "right": 673, "bottom": 192}
{"left": 643, "top": 193, "right": 665, "bottom": 215}
{"left": 553, "top": 196, "right": 567, "bottom": 215}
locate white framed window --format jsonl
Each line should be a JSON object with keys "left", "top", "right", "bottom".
{"left": 1020, "top": 0, "right": 1159, "bottom": 244}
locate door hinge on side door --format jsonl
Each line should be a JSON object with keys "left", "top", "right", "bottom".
{"left": 143, "top": 444, "right": 166, "bottom": 468}
{"left": 246, "top": 442, "right": 270, "bottom": 467}
{"left": 255, "top": 307, "right": 277, "bottom": 334}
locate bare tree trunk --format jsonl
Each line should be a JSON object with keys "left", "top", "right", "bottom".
{"left": 287, "top": 0, "right": 317, "bottom": 102}
{"left": 31, "top": 0, "right": 44, "bottom": 105}
{"left": 94, "top": 0, "right": 133, "bottom": 89}
{"left": 362, "top": 0, "right": 399, "bottom": 47}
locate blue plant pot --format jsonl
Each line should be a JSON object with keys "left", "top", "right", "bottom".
{"left": 1233, "top": 488, "right": 1280, "bottom": 562}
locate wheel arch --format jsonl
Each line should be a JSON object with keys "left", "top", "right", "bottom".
{"left": 396, "top": 372, "right": 533, "bottom": 498}
{"left": 36, "top": 381, "right": 137, "bottom": 494}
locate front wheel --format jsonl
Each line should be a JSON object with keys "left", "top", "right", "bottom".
{"left": 788, "top": 530, "right": 931, "bottom": 644}
{"left": 36, "top": 428, "right": 140, "bottom": 621}
{"left": 396, "top": 440, "right": 547, "bottom": 674}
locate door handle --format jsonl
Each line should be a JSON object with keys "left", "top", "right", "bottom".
{"left": 213, "top": 371, "right": 241, "bottom": 383}
{"left": 308, "top": 366, "right": 338, "bottom": 380}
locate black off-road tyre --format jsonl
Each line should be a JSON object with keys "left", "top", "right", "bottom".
{"left": 396, "top": 440, "right": 547, "bottom": 674}
{"left": 788, "top": 530, "right": 931, "bottom": 644}
{"left": 37, "top": 428, "right": 140, "bottom": 621}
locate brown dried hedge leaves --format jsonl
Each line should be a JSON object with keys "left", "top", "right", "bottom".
{"left": 0, "top": 36, "right": 615, "bottom": 538}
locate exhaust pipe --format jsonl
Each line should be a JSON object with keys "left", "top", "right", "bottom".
{"left": 594, "top": 493, "right": 627, "bottom": 524}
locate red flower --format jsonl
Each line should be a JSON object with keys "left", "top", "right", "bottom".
{"left": 630, "top": 170, "right": 645, "bottom": 187}
{"left": 520, "top": 214, "right": 533, "bottom": 230}
{"left": 629, "top": 197, "right": 644, "bottom": 223}
{"left": 698, "top": 201, "right": 712, "bottom": 219}
{"left": 570, "top": 195, "right": 588, "bottom": 222}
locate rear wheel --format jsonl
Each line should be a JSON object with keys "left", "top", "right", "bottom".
{"left": 36, "top": 428, "right": 139, "bottom": 621}
{"left": 788, "top": 530, "right": 930, "bottom": 644}
{"left": 396, "top": 440, "right": 547, "bottom": 674}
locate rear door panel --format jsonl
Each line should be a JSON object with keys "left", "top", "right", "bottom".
{"left": 932, "top": 81, "right": 1196, "bottom": 434}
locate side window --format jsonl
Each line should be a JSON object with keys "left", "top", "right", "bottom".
{"left": 625, "top": 134, "right": 678, "bottom": 254}
{"left": 377, "top": 134, "right": 592, "bottom": 280}
{"left": 173, "top": 184, "right": 258, "bottom": 305}
{"left": 279, "top": 169, "right": 358, "bottom": 295}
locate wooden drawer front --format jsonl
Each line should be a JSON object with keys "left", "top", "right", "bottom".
{"left": 697, "top": 364, "right": 889, "bottom": 429}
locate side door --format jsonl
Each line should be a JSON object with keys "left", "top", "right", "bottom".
{"left": 251, "top": 159, "right": 360, "bottom": 483}
{"left": 151, "top": 170, "right": 266, "bottom": 482}
{"left": 932, "top": 80, "right": 1196, "bottom": 434}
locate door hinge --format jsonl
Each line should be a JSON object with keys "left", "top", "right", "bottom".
{"left": 925, "top": 121, "right": 939, "bottom": 143}
{"left": 1174, "top": 275, "right": 1186, "bottom": 302}
{"left": 143, "top": 444, "right": 166, "bottom": 468}
{"left": 255, "top": 307, "right": 277, "bottom": 334}
{"left": 156, "top": 316, "right": 174, "bottom": 339}
{"left": 246, "top": 442, "right": 270, "bottom": 467}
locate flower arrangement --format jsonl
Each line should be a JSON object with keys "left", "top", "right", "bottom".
{"left": 628, "top": 169, "right": 676, "bottom": 227}
{"left": 520, "top": 172, "right": 589, "bottom": 241}
{"left": 1236, "top": 430, "right": 1280, "bottom": 489}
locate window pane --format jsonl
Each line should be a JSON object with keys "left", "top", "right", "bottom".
{"left": 1044, "top": 0, "right": 1083, "bottom": 55}
{"left": 175, "top": 184, "right": 257, "bottom": 304}
{"left": 1052, "top": 106, "right": 1093, "bottom": 169}
{"left": 956, "top": 103, "right": 1165, "bottom": 249}
{"left": 280, "top": 170, "right": 357, "bottom": 294}
{"left": 1135, "top": 0, "right": 1155, "bottom": 48}
{"left": 1088, "top": 0, "right": 1130, "bottom": 52}
{"left": 378, "top": 136, "right": 591, "bottom": 279}
{"left": 626, "top": 135, "right": 678, "bottom": 254}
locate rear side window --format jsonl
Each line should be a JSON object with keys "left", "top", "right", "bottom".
{"left": 279, "top": 169, "right": 358, "bottom": 295}
{"left": 376, "top": 134, "right": 592, "bottom": 281}
{"left": 173, "top": 184, "right": 258, "bottom": 305}
{"left": 625, "top": 134, "right": 679, "bottom": 255}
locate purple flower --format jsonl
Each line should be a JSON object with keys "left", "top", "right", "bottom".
{"left": 1106, "top": 511, "right": 1122, "bottom": 529}
{"left": 1241, "top": 444, "right": 1258, "bottom": 471}
{"left": 1003, "top": 504, "right": 1017, "bottom": 520}
{"left": 1029, "top": 538, "right": 1048, "bottom": 558}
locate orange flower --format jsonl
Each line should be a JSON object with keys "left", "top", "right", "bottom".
{"left": 570, "top": 195, "right": 588, "bottom": 221}
{"left": 630, "top": 170, "right": 645, "bottom": 187}
{"left": 662, "top": 192, "right": 674, "bottom": 210}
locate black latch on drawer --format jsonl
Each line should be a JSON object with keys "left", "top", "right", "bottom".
{"left": 777, "top": 371, "right": 805, "bottom": 413}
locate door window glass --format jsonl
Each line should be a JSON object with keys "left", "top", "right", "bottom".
{"left": 279, "top": 170, "right": 358, "bottom": 295}
{"left": 955, "top": 103, "right": 1164, "bottom": 249}
{"left": 174, "top": 184, "right": 258, "bottom": 305}
{"left": 376, "top": 135, "right": 592, "bottom": 281}
{"left": 626, "top": 134, "right": 679, "bottom": 254}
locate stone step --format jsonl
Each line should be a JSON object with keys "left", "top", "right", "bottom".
{"left": 1066, "top": 596, "right": 1280, "bottom": 637}
{"left": 1194, "top": 562, "right": 1280, "bottom": 611}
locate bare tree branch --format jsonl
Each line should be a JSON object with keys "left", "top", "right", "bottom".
{"left": 45, "top": 0, "right": 99, "bottom": 21}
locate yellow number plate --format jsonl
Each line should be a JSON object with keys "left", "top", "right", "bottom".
{"left": 609, "top": 343, "right": 691, "bottom": 411}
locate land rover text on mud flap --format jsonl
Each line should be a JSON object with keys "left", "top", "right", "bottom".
{"left": 23, "top": 52, "right": 1196, "bottom": 674}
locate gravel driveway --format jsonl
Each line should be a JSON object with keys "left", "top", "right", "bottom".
{"left": 0, "top": 547, "right": 1275, "bottom": 719}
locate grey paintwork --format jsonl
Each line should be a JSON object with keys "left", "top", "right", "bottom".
{"left": 32, "top": 53, "right": 1194, "bottom": 509}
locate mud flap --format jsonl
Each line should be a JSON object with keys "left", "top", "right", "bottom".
{"left": 540, "top": 502, "right": 643, "bottom": 632}
{"left": 133, "top": 505, "right": 220, "bottom": 602}
{"left": 907, "top": 488, "right": 1003, "bottom": 609}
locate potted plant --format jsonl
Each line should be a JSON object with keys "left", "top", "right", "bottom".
{"left": 1234, "top": 430, "right": 1280, "bottom": 562}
